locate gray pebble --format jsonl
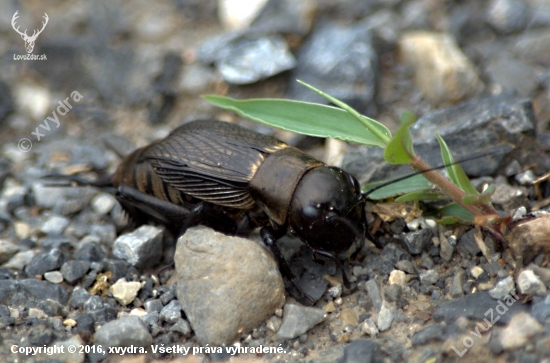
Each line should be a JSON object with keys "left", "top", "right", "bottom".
{"left": 276, "top": 304, "right": 325, "bottom": 340}
{"left": 112, "top": 225, "right": 163, "bottom": 269}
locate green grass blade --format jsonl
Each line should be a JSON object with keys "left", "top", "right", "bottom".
{"left": 436, "top": 134, "right": 479, "bottom": 196}
{"left": 363, "top": 173, "right": 431, "bottom": 200}
{"left": 296, "top": 80, "right": 391, "bottom": 145}
{"left": 204, "top": 95, "right": 391, "bottom": 148}
{"left": 384, "top": 111, "right": 416, "bottom": 164}
{"left": 395, "top": 190, "right": 448, "bottom": 202}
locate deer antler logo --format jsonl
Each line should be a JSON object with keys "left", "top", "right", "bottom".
{"left": 11, "top": 11, "right": 49, "bottom": 54}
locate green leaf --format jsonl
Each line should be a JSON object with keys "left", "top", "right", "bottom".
{"left": 204, "top": 95, "right": 391, "bottom": 148}
{"left": 436, "top": 134, "right": 479, "bottom": 196}
{"left": 296, "top": 80, "right": 391, "bottom": 145}
{"left": 384, "top": 111, "right": 416, "bottom": 165}
{"left": 395, "top": 190, "right": 448, "bottom": 202}
{"left": 434, "top": 202, "right": 475, "bottom": 223}
{"left": 363, "top": 174, "right": 431, "bottom": 200}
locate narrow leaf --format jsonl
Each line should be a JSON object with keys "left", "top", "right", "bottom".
{"left": 395, "top": 190, "right": 448, "bottom": 202}
{"left": 363, "top": 174, "right": 431, "bottom": 200}
{"left": 204, "top": 95, "right": 391, "bottom": 148}
{"left": 384, "top": 111, "right": 416, "bottom": 165}
{"left": 297, "top": 80, "right": 391, "bottom": 145}
{"left": 436, "top": 134, "right": 479, "bottom": 196}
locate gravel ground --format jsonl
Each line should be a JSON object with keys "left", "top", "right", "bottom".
{"left": 1, "top": 0, "right": 550, "bottom": 362}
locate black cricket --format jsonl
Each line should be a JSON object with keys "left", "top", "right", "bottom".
{"left": 109, "top": 120, "right": 372, "bottom": 299}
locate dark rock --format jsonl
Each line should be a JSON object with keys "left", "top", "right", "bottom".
{"left": 169, "top": 318, "right": 191, "bottom": 337}
{"left": 159, "top": 287, "right": 176, "bottom": 305}
{"left": 400, "top": 228, "right": 433, "bottom": 255}
{"left": 4, "top": 279, "right": 70, "bottom": 305}
{"left": 365, "top": 280, "right": 383, "bottom": 313}
{"left": 419, "top": 269, "right": 439, "bottom": 285}
{"left": 411, "top": 324, "right": 462, "bottom": 345}
{"left": 0, "top": 80, "right": 14, "bottom": 124}
{"left": 175, "top": 227, "right": 284, "bottom": 345}
{"left": 74, "top": 242, "right": 107, "bottom": 262}
{"left": 486, "top": 0, "right": 530, "bottom": 33}
{"left": 287, "top": 20, "right": 378, "bottom": 114}
{"left": 294, "top": 271, "right": 330, "bottom": 303}
{"left": 144, "top": 299, "right": 164, "bottom": 313}
{"left": 457, "top": 229, "right": 481, "bottom": 257}
{"left": 340, "top": 339, "right": 382, "bottom": 363}
{"left": 160, "top": 300, "right": 182, "bottom": 324}
{"left": 87, "top": 307, "right": 117, "bottom": 326}
{"left": 92, "top": 316, "right": 152, "bottom": 360}
{"left": 103, "top": 259, "right": 130, "bottom": 282}
{"left": 276, "top": 303, "right": 325, "bottom": 340}
{"left": 69, "top": 288, "right": 92, "bottom": 309}
{"left": 60, "top": 260, "right": 90, "bottom": 284}
{"left": 28, "top": 321, "right": 54, "bottom": 346}
{"left": 112, "top": 225, "right": 163, "bottom": 269}
{"left": 83, "top": 295, "right": 104, "bottom": 311}
{"left": 198, "top": 34, "right": 296, "bottom": 85}
{"left": 25, "top": 248, "right": 65, "bottom": 277}
{"left": 433, "top": 291, "right": 528, "bottom": 325}
{"left": 532, "top": 294, "right": 550, "bottom": 325}
{"left": 75, "top": 313, "right": 95, "bottom": 337}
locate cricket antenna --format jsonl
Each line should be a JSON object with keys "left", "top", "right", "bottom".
{"left": 361, "top": 151, "right": 502, "bottom": 200}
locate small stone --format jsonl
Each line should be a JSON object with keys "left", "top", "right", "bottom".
{"left": 13, "top": 221, "right": 31, "bottom": 239}
{"left": 340, "top": 309, "right": 358, "bottom": 326}
{"left": 518, "top": 270, "right": 547, "bottom": 296}
{"left": 395, "top": 260, "right": 416, "bottom": 274}
{"left": 328, "top": 285, "right": 342, "bottom": 299}
{"left": 0, "top": 239, "right": 23, "bottom": 267}
{"left": 50, "top": 335, "right": 85, "bottom": 363}
{"left": 40, "top": 215, "right": 70, "bottom": 235}
{"left": 60, "top": 260, "right": 90, "bottom": 284}
{"left": 340, "top": 339, "right": 382, "bottom": 363}
{"left": 470, "top": 266, "right": 484, "bottom": 279}
{"left": 398, "top": 31, "right": 481, "bottom": 105}
{"left": 90, "top": 193, "right": 117, "bottom": 215}
{"left": 112, "top": 225, "right": 163, "bottom": 269}
{"left": 419, "top": 269, "right": 439, "bottom": 286}
{"left": 266, "top": 315, "right": 282, "bottom": 332}
{"left": 89, "top": 224, "right": 117, "bottom": 245}
{"left": 400, "top": 228, "right": 433, "bottom": 255}
{"left": 110, "top": 279, "right": 142, "bottom": 306}
{"left": 143, "top": 299, "right": 163, "bottom": 313}
{"left": 28, "top": 308, "right": 47, "bottom": 319}
{"left": 130, "top": 308, "right": 147, "bottom": 318}
{"left": 160, "top": 300, "right": 182, "bottom": 324}
{"left": 25, "top": 248, "right": 64, "bottom": 277}
{"left": 489, "top": 276, "right": 515, "bottom": 299}
{"left": 490, "top": 183, "right": 527, "bottom": 211}
{"left": 63, "top": 319, "right": 77, "bottom": 327}
{"left": 44, "top": 271, "right": 63, "bottom": 284}
{"left": 276, "top": 304, "right": 325, "bottom": 340}
{"left": 433, "top": 291, "right": 526, "bottom": 325}
{"left": 377, "top": 301, "right": 395, "bottom": 332}
{"left": 365, "top": 280, "right": 383, "bottom": 313}
{"left": 361, "top": 318, "right": 379, "bottom": 337}
{"left": 487, "top": 0, "right": 530, "bottom": 33}
{"left": 388, "top": 270, "right": 407, "bottom": 286}
{"left": 325, "top": 301, "right": 336, "bottom": 313}
{"left": 451, "top": 269, "right": 465, "bottom": 298}
{"left": 169, "top": 318, "right": 191, "bottom": 337}
{"left": 439, "top": 235, "right": 455, "bottom": 262}
{"left": 93, "top": 316, "right": 152, "bottom": 360}
{"left": 384, "top": 284, "right": 401, "bottom": 302}
{"left": 175, "top": 227, "right": 284, "bottom": 345}
{"left": 498, "top": 312, "right": 543, "bottom": 350}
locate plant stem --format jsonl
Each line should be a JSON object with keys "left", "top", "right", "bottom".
{"left": 409, "top": 156, "right": 505, "bottom": 240}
